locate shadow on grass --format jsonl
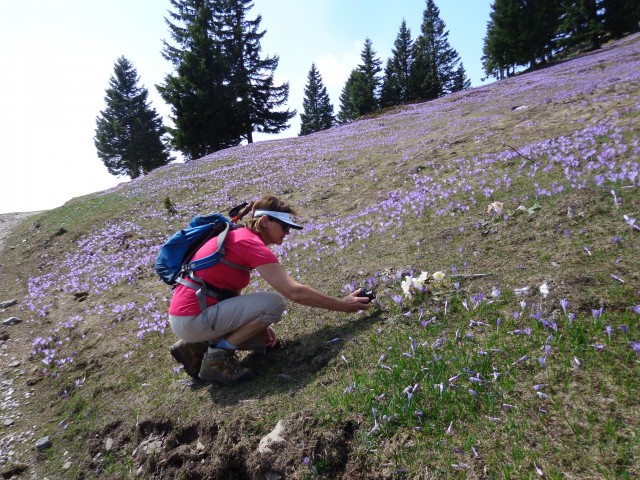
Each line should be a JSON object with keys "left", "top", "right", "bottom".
{"left": 185, "top": 309, "right": 384, "bottom": 406}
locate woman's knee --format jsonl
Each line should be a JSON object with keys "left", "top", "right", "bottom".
{"left": 267, "top": 292, "right": 287, "bottom": 315}
{"left": 258, "top": 292, "right": 286, "bottom": 323}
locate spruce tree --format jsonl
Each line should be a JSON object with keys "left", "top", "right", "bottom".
{"left": 158, "top": 0, "right": 294, "bottom": 158}
{"left": 356, "top": 38, "right": 383, "bottom": 114}
{"left": 410, "top": 0, "right": 464, "bottom": 100}
{"left": 601, "top": 0, "right": 640, "bottom": 38}
{"left": 94, "top": 56, "right": 171, "bottom": 178}
{"left": 217, "top": 0, "right": 295, "bottom": 143}
{"left": 558, "top": 0, "right": 603, "bottom": 51}
{"left": 158, "top": 0, "right": 242, "bottom": 160}
{"left": 380, "top": 20, "right": 414, "bottom": 108}
{"left": 299, "top": 63, "right": 334, "bottom": 135}
{"left": 519, "top": 0, "right": 561, "bottom": 67}
{"left": 337, "top": 69, "right": 363, "bottom": 124}
{"left": 337, "top": 39, "right": 382, "bottom": 122}
{"left": 451, "top": 63, "right": 471, "bottom": 93}
{"left": 482, "top": 0, "right": 522, "bottom": 80}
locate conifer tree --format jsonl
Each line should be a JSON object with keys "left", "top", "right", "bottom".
{"left": 482, "top": 0, "right": 524, "bottom": 79}
{"left": 94, "top": 56, "right": 171, "bottom": 178}
{"left": 337, "top": 39, "right": 382, "bottom": 122}
{"left": 519, "top": 0, "right": 561, "bottom": 66}
{"left": 451, "top": 63, "right": 471, "bottom": 93}
{"left": 337, "top": 69, "right": 363, "bottom": 124}
{"left": 158, "top": 0, "right": 242, "bottom": 160}
{"left": 356, "top": 38, "right": 383, "bottom": 114}
{"left": 158, "top": 0, "right": 294, "bottom": 158}
{"left": 380, "top": 20, "right": 414, "bottom": 108}
{"left": 410, "top": 0, "right": 465, "bottom": 100}
{"left": 217, "top": 0, "right": 295, "bottom": 143}
{"left": 601, "top": 0, "right": 640, "bottom": 38}
{"left": 299, "top": 63, "right": 334, "bottom": 135}
{"left": 558, "top": 0, "right": 603, "bottom": 51}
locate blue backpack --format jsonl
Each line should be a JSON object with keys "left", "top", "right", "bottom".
{"left": 155, "top": 210, "right": 250, "bottom": 317}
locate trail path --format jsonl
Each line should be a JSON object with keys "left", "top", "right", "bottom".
{"left": 0, "top": 212, "right": 41, "bottom": 252}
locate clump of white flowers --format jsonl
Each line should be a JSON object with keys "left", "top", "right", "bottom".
{"left": 486, "top": 201, "right": 504, "bottom": 215}
{"left": 401, "top": 271, "right": 446, "bottom": 299}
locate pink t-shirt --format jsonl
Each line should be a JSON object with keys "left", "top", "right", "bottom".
{"left": 168, "top": 227, "right": 278, "bottom": 316}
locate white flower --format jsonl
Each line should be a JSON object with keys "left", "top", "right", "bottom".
{"left": 432, "top": 271, "right": 446, "bottom": 282}
{"left": 539, "top": 282, "right": 550, "bottom": 298}
{"left": 418, "top": 271, "right": 430, "bottom": 283}
{"left": 487, "top": 201, "right": 504, "bottom": 215}
{"left": 401, "top": 276, "right": 413, "bottom": 298}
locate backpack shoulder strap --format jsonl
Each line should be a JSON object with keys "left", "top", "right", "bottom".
{"left": 184, "top": 222, "right": 250, "bottom": 273}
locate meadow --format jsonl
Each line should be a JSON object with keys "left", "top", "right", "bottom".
{"left": 0, "top": 33, "right": 639, "bottom": 479}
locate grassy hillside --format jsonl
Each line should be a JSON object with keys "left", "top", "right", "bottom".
{"left": 1, "top": 33, "right": 639, "bottom": 479}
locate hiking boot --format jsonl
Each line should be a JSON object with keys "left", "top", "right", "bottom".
{"left": 198, "top": 348, "right": 252, "bottom": 384}
{"left": 170, "top": 339, "right": 208, "bottom": 379}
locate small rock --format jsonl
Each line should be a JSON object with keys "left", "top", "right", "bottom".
{"left": 258, "top": 420, "right": 286, "bottom": 454}
{"left": 4, "top": 418, "right": 15, "bottom": 427}
{"left": 63, "top": 461, "right": 72, "bottom": 470}
{"left": 0, "top": 299, "right": 17, "bottom": 309}
{"left": 196, "top": 441, "right": 206, "bottom": 452}
{"left": 36, "top": 436, "right": 52, "bottom": 452}
{"left": 105, "top": 437, "right": 114, "bottom": 452}
{"left": 9, "top": 361, "right": 21, "bottom": 368}
{"left": 2, "top": 317, "right": 22, "bottom": 326}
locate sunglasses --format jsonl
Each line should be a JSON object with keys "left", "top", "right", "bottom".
{"left": 269, "top": 216, "right": 290, "bottom": 233}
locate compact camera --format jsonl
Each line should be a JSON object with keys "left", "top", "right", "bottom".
{"left": 357, "top": 288, "right": 376, "bottom": 302}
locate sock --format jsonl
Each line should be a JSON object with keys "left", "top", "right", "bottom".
{"left": 216, "top": 338, "right": 238, "bottom": 352}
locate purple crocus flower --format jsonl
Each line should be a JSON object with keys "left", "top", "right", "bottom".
{"left": 370, "top": 407, "right": 380, "bottom": 433}
{"left": 560, "top": 298, "right": 569, "bottom": 313}
{"left": 619, "top": 325, "right": 628, "bottom": 334}
{"left": 513, "top": 355, "right": 529, "bottom": 365}
{"left": 605, "top": 325, "right": 614, "bottom": 341}
{"left": 632, "top": 305, "right": 640, "bottom": 315}
{"left": 630, "top": 342, "right": 640, "bottom": 355}
{"left": 591, "top": 307, "right": 604, "bottom": 320}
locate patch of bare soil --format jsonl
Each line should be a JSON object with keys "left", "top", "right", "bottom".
{"left": 79, "top": 406, "right": 364, "bottom": 479}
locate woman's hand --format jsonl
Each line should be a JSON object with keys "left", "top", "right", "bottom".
{"left": 343, "top": 289, "right": 372, "bottom": 312}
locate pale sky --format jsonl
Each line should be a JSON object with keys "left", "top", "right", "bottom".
{"left": 0, "top": 1, "right": 492, "bottom": 214}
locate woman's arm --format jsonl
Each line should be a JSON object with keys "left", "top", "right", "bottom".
{"left": 255, "top": 263, "right": 370, "bottom": 313}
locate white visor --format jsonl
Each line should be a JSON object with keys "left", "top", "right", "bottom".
{"left": 253, "top": 210, "right": 303, "bottom": 230}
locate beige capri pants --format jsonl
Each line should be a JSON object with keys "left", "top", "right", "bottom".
{"left": 168, "top": 291, "right": 286, "bottom": 343}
